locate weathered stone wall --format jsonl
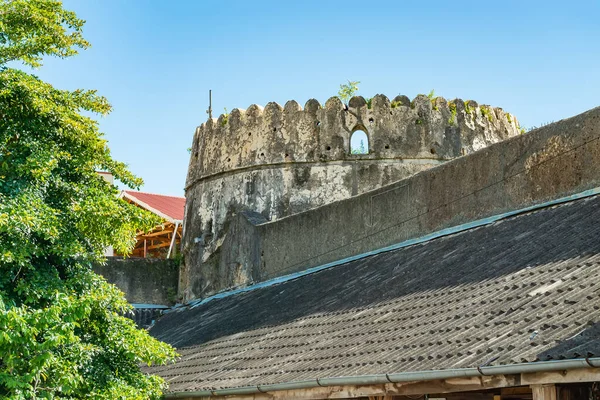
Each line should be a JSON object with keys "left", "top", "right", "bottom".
{"left": 181, "top": 105, "right": 600, "bottom": 302}
{"left": 182, "top": 93, "right": 521, "bottom": 300}
{"left": 94, "top": 257, "right": 179, "bottom": 305}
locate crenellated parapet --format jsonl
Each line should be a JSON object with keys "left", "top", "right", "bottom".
{"left": 181, "top": 93, "right": 521, "bottom": 300}
{"left": 187, "top": 94, "right": 520, "bottom": 188}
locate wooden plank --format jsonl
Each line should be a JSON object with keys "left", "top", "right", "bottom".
{"left": 438, "top": 394, "right": 494, "bottom": 400}
{"left": 133, "top": 237, "right": 174, "bottom": 251}
{"left": 432, "top": 393, "right": 496, "bottom": 400}
{"left": 140, "top": 236, "right": 174, "bottom": 244}
{"left": 501, "top": 387, "right": 531, "bottom": 395}
{"left": 521, "top": 368, "right": 600, "bottom": 386}
{"left": 139, "top": 229, "right": 175, "bottom": 238}
{"left": 531, "top": 384, "right": 556, "bottom": 400}
{"left": 383, "top": 375, "right": 519, "bottom": 396}
{"left": 180, "top": 369, "right": 600, "bottom": 400}
{"left": 499, "top": 386, "right": 532, "bottom": 399}
{"left": 184, "top": 375, "right": 520, "bottom": 400}
{"left": 145, "top": 241, "right": 177, "bottom": 250}
{"left": 558, "top": 384, "right": 591, "bottom": 400}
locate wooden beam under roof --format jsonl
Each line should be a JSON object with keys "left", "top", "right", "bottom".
{"left": 116, "top": 219, "right": 182, "bottom": 259}
{"left": 176, "top": 368, "right": 600, "bottom": 400}
{"left": 139, "top": 229, "right": 175, "bottom": 238}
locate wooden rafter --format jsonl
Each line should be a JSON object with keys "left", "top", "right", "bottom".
{"left": 139, "top": 229, "right": 175, "bottom": 238}
{"left": 116, "top": 220, "right": 183, "bottom": 259}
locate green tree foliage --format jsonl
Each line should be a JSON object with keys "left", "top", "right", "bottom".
{"left": 0, "top": 1, "right": 177, "bottom": 398}
{"left": 337, "top": 80, "right": 360, "bottom": 105}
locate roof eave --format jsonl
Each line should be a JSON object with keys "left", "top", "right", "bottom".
{"left": 163, "top": 357, "right": 600, "bottom": 398}
{"left": 119, "top": 191, "right": 180, "bottom": 223}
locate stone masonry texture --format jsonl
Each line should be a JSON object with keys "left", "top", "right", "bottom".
{"left": 182, "top": 94, "right": 521, "bottom": 300}
{"left": 93, "top": 257, "right": 179, "bottom": 305}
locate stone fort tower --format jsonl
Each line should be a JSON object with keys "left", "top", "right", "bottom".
{"left": 182, "top": 93, "right": 520, "bottom": 300}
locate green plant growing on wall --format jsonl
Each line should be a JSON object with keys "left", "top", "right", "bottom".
{"left": 427, "top": 89, "right": 439, "bottom": 109}
{"left": 464, "top": 100, "right": 473, "bottom": 114}
{"left": 0, "top": 1, "right": 176, "bottom": 398}
{"left": 365, "top": 97, "right": 373, "bottom": 109}
{"left": 480, "top": 106, "right": 493, "bottom": 122}
{"left": 448, "top": 101, "right": 458, "bottom": 125}
{"left": 338, "top": 80, "right": 360, "bottom": 105}
{"left": 391, "top": 100, "right": 403, "bottom": 108}
{"left": 221, "top": 107, "right": 229, "bottom": 126}
{"left": 414, "top": 90, "right": 437, "bottom": 109}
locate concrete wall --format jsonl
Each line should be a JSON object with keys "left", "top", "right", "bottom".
{"left": 180, "top": 105, "right": 600, "bottom": 301}
{"left": 182, "top": 94, "right": 521, "bottom": 300}
{"left": 94, "top": 257, "right": 179, "bottom": 305}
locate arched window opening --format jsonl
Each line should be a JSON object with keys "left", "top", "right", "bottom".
{"left": 350, "top": 130, "right": 369, "bottom": 155}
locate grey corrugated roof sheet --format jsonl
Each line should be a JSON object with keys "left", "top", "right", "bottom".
{"left": 147, "top": 194, "right": 600, "bottom": 394}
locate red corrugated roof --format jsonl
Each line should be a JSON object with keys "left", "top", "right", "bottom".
{"left": 122, "top": 191, "right": 186, "bottom": 222}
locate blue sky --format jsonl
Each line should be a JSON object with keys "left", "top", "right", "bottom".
{"left": 31, "top": 0, "right": 599, "bottom": 196}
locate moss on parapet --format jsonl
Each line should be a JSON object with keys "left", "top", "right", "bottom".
{"left": 448, "top": 101, "right": 458, "bottom": 125}
{"left": 187, "top": 93, "right": 521, "bottom": 186}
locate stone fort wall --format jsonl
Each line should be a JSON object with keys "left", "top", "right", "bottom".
{"left": 182, "top": 93, "right": 521, "bottom": 300}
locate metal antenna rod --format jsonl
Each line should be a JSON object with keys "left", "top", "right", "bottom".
{"left": 206, "top": 89, "right": 212, "bottom": 119}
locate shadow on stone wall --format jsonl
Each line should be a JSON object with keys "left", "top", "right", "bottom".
{"left": 93, "top": 257, "right": 179, "bottom": 306}
{"left": 181, "top": 105, "right": 600, "bottom": 301}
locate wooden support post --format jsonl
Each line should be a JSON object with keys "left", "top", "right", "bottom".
{"left": 143, "top": 239, "right": 147, "bottom": 258}
{"left": 532, "top": 384, "right": 557, "bottom": 400}
{"left": 167, "top": 222, "right": 179, "bottom": 259}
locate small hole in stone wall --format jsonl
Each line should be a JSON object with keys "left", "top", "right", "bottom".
{"left": 390, "top": 111, "right": 393, "bottom": 115}
{"left": 326, "top": 146, "right": 331, "bottom": 151}
{"left": 248, "top": 132, "right": 252, "bottom": 136}
{"left": 227, "top": 158, "right": 231, "bottom": 162}
{"left": 369, "top": 118, "right": 374, "bottom": 124}
{"left": 430, "top": 148, "right": 436, "bottom": 155}
{"left": 385, "top": 145, "right": 390, "bottom": 149}
{"left": 260, "top": 152, "right": 265, "bottom": 157}
{"left": 316, "top": 121, "right": 321, "bottom": 126}
{"left": 273, "top": 127, "right": 277, "bottom": 132}
{"left": 350, "top": 130, "right": 369, "bottom": 155}
{"left": 194, "top": 152, "right": 199, "bottom": 159}
{"left": 285, "top": 153, "right": 289, "bottom": 158}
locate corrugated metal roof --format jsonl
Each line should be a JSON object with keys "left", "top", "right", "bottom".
{"left": 122, "top": 190, "right": 185, "bottom": 222}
